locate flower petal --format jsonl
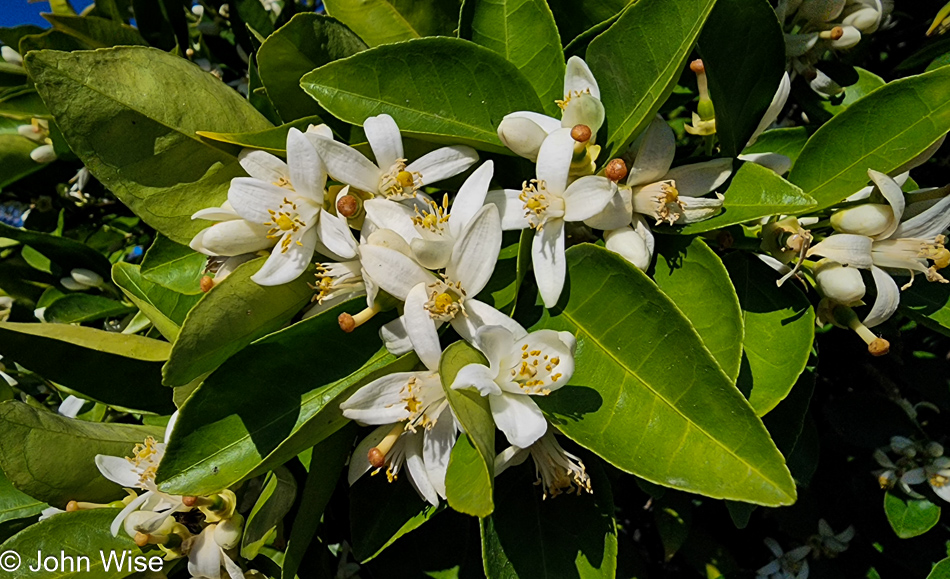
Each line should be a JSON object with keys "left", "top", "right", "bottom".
{"left": 564, "top": 56, "right": 600, "bottom": 99}
{"left": 627, "top": 116, "right": 675, "bottom": 187}
{"left": 287, "top": 128, "right": 326, "bottom": 203}
{"left": 447, "top": 205, "right": 501, "bottom": 295}
{"left": 364, "top": 199, "right": 422, "bottom": 244}
{"left": 737, "top": 152, "right": 792, "bottom": 175}
{"left": 348, "top": 426, "right": 392, "bottom": 485}
{"left": 380, "top": 316, "right": 413, "bottom": 356}
{"left": 452, "top": 299, "right": 529, "bottom": 343}
{"left": 665, "top": 158, "right": 733, "bottom": 197}
{"left": 807, "top": 234, "right": 873, "bottom": 268}
{"left": 340, "top": 372, "right": 420, "bottom": 424}
{"left": 360, "top": 244, "right": 432, "bottom": 300}
{"left": 187, "top": 526, "right": 223, "bottom": 579}
{"left": 867, "top": 169, "right": 904, "bottom": 240}
{"left": 238, "top": 149, "right": 287, "bottom": 183}
{"left": 494, "top": 445, "right": 530, "bottom": 477}
{"left": 58, "top": 395, "right": 85, "bottom": 418}
{"left": 411, "top": 238, "right": 455, "bottom": 270}
{"left": 364, "top": 114, "right": 404, "bottom": 170}
{"left": 678, "top": 196, "right": 724, "bottom": 224}
{"left": 251, "top": 227, "right": 317, "bottom": 286}
{"left": 863, "top": 266, "right": 900, "bottom": 328}
{"left": 893, "top": 189, "right": 950, "bottom": 239}
{"left": 404, "top": 282, "right": 443, "bottom": 372}
{"left": 95, "top": 455, "right": 142, "bottom": 488}
{"left": 192, "top": 203, "right": 238, "bottom": 222}
{"left": 561, "top": 92, "right": 605, "bottom": 134}
{"left": 404, "top": 433, "right": 440, "bottom": 506}
{"left": 228, "top": 178, "right": 289, "bottom": 224}
{"left": 532, "top": 220, "right": 567, "bottom": 308}
{"left": 747, "top": 72, "right": 791, "bottom": 146}
{"left": 449, "top": 161, "right": 494, "bottom": 237}
{"left": 423, "top": 407, "right": 457, "bottom": 499}
{"left": 490, "top": 393, "right": 547, "bottom": 448}
{"left": 584, "top": 186, "right": 632, "bottom": 231}
{"left": 561, "top": 176, "right": 616, "bottom": 222}
{"left": 110, "top": 491, "right": 151, "bottom": 537}
{"left": 605, "top": 225, "right": 653, "bottom": 271}
{"left": 316, "top": 210, "right": 358, "bottom": 260}
{"left": 311, "top": 137, "right": 381, "bottom": 194}
{"left": 407, "top": 146, "right": 479, "bottom": 187}
{"left": 486, "top": 189, "right": 532, "bottom": 231}
{"left": 474, "top": 324, "right": 518, "bottom": 370}
{"left": 451, "top": 363, "right": 502, "bottom": 396}
{"left": 535, "top": 128, "right": 574, "bottom": 196}
{"left": 192, "top": 220, "right": 272, "bottom": 257}
{"left": 497, "top": 113, "right": 559, "bottom": 161}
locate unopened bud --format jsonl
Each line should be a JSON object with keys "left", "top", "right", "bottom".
{"left": 830, "top": 204, "right": 894, "bottom": 237}
{"left": 71, "top": 268, "right": 104, "bottom": 288}
{"left": 571, "top": 124, "right": 592, "bottom": 143}
{"left": 815, "top": 259, "right": 865, "bottom": 305}
{"left": 337, "top": 194, "right": 359, "bottom": 218}
{"left": 214, "top": 514, "right": 244, "bottom": 550}
{"left": 200, "top": 275, "right": 215, "bottom": 292}
{"left": 926, "top": 442, "right": 945, "bottom": 458}
{"left": 31, "top": 144, "right": 57, "bottom": 164}
{"left": 605, "top": 159, "right": 628, "bottom": 182}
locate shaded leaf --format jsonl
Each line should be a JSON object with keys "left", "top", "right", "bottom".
{"left": 0, "top": 469, "right": 47, "bottom": 525}
{"left": 43, "top": 294, "right": 135, "bottom": 324}
{"left": 883, "top": 492, "right": 941, "bottom": 539}
{"left": 0, "top": 221, "right": 112, "bottom": 278}
{"left": 242, "top": 467, "right": 297, "bottom": 560}
{"left": 113, "top": 262, "right": 202, "bottom": 342}
{"left": 742, "top": 127, "right": 810, "bottom": 166}
{"left": 197, "top": 116, "right": 325, "bottom": 155}
{"left": 43, "top": 14, "right": 148, "bottom": 48}
{"left": 324, "top": 0, "right": 462, "bottom": 47}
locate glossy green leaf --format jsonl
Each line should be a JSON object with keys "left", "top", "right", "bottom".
{"left": 789, "top": 66, "right": 950, "bottom": 211}
{"left": 43, "top": 294, "right": 135, "bottom": 324}
{"left": 900, "top": 282, "right": 950, "bottom": 337}
{"left": 816, "top": 67, "right": 885, "bottom": 120}
{"left": 547, "top": 0, "right": 632, "bottom": 45}
{"left": 459, "top": 0, "right": 565, "bottom": 115}
{"left": 256, "top": 13, "right": 367, "bottom": 123}
{"left": 883, "top": 492, "right": 941, "bottom": 539}
{"left": 113, "top": 262, "right": 202, "bottom": 342}
{"left": 481, "top": 458, "right": 617, "bottom": 578}
{"left": 587, "top": 0, "right": 719, "bottom": 161}
{"left": 300, "top": 37, "right": 545, "bottom": 154}
{"left": 0, "top": 470, "right": 47, "bottom": 525}
{"left": 741, "top": 127, "right": 810, "bottom": 166}
{"left": 162, "top": 257, "right": 314, "bottom": 387}
{"left": 928, "top": 559, "right": 950, "bottom": 579}
{"left": 324, "top": 0, "right": 462, "bottom": 47}
{"left": 43, "top": 14, "right": 148, "bottom": 48}
{"left": 242, "top": 466, "right": 297, "bottom": 560}
{"left": 0, "top": 221, "right": 112, "bottom": 278}
{"left": 0, "top": 132, "right": 42, "bottom": 189}
{"left": 139, "top": 235, "right": 206, "bottom": 295}
{"left": 697, "top": 0, "right": 786, "bottom": 157}
{"left": 440, "top": 341, "right": 494, "bottom": 517}
{"left": 532, "top": 244, "right": 796, "bottom": 505}
{"left": 653, "top": 493, "right": 693, "bottom": 562}
{"left": 0, "top": 509, "right": 147, "bottom": 579}
{"left": 25, "top": 46, "right": 272, "bottom": 244}
{"left": 724, "top": 253, "right": 815, "bottom": 416}
{"left": 197, "top": 116, "right": 325, "bottom": 155}
{"left": 0, "top": 401, "right": 163, "bottom": 506}
{"left": 156, "top": 299, "right": 416, "bottom": 495}
{"left": 653, "top": 237, "right": 743, "bottom": 381}
{"left": 678, "top": 163, "right": 817, "bottom": 235}
{"left": 0, "top": 322, "right": 174, "bottom": 414}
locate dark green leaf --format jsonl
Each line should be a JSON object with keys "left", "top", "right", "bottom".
{"left": 197, "top": 116, "right": 325, "bottom": 155}
{"left": 242, "top": 467, "right": 297, "bottom": 560}
{"left": 324, "top": 0, "right": 462, "bottom": 47}
{"left": 43, "top": 294, "right": 135, "bottom": 324}
{"left": 43, "top": 14, "right": 148, "bottom": 48}
{"left": 532, "top": 244, "right": 796, "bottom": 505}
{"left": 300, "top": 37, "right": 545, "bottom": 154}
{"left": 0, "top": 401, "right": 163, "bottom": 506}
{"left": 742, "top": 127, "right": 809, "bottom": 166}
{"left": 0, "top": 222, "right": 112, "bottom": 278}
{"left": 883, "top": 492, "right": 941, "bottom": 539}
{"left": 900, "top": 282, "right": 950, "bottom": 337}
{"left": 0, "top": 470, "right": 47, "bottom": 525}
{"left": 547, "top": 0, "right": 632, "bottom": 45}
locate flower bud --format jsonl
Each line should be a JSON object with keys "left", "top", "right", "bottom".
{"left": 830, "top": 203, "right": 894, "bottom": 237}
{"left": 71, "top": 268, "right": 104, "bottom": 288}
{"left": 843, "top": 6, "right": 881, "bottom": 32}
{"left": 213, "top": 514, "right": 244, "bottom": 550}
{"left": 815, "top": 259, "right": 866, "bottom": 305}
{"left": 497, "top": 116, "right": 548, "bottom": 161}
{"left": 890, "top": 436, "right": 917, "bottom": 457}
{"left": 61, "top": 277, "right": 86, "bottom": 291}
{"left": 926, "top": 441, "right": 945, "bottom": 458}
{"left": 878, "top": 470, "right": 897, "bottom": 489}
{"left": 830, "top": 26, "right": 862, "bottom": 49}
{"left": 1, "top": 46, "right": 22, "bottom": 65}
{"left": 30, "top": 144, "right": 57, "bottom": 164}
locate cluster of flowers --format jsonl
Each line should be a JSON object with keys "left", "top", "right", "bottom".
{"left": 874, "top": 436, "right": 950, "bottom": 503}
{"left": 756, "top": 519, "right": 855, "bottom": 579}
{"left": 777, "top": 0, "right": 891, "bottom": 96}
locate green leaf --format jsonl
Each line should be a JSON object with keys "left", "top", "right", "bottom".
{"left": 43, "top": 294, "right": 135, "bottom": 324}
{"left": 789, "top": 66, "right": 950, "bottom": 211}
{"left": 587, "top": 0, "right": 719, "bottom": 161}
{"left": 547, "top": 0, "right": 632, "bottom": 45}
{"left": 241, "top": 467, "right": 298, "bottom": 560}
{"left": 439, "top": 341, "right": 494, "bottom": 517}
{"left": 0, "top": 132, "right": 42, "bottom": 189}
{"left": 653, "top": 493, "right": 693, "bottom": 561}
{"left": 197, "top": 116, "right": 325, "bottom": 155}
{"left": 156, "top": 299, "right": 417, "bottom": 495}
{"left": 741, "top": 127, "right": 810, "bottom": 166}
{"left": 300, "top": 37, "right": 545, "bottom": 154}
{"left": 0, "top": 221, "right": 112, "bottom": 278}
{"left": 324, "top": 0, "right": 462, "bottom": 47}
{"left": 481, "top": 458, "right": 617, "bottom": 578}
{"left": 0, "top": 322, "right": 174, "bottom": 414}
{"left": 25, "top": 46, "right": 272, "bottom": 245}
{"left": 883, "top": 492, "right": 941, "bottom": 539}
{"left": 900, "top": 282, "right": 950, "bottom": 337}
{"left": 0, "top": 401, "right": 163, "bottom": 506}
{"left": 256, "top": 13, "right": 367, "bottom": 123}
{"left": 282, "top": 427, "right": 352, "bottom": 579}
{"left": 0, "top": 509, "right": 148, "bottom": 579}
{"left": 0, "top": 469, "right": 47, "bottom": 525}
{"left": 459, "top": 0, "right": 565, "bottom": 116}
{"left": 677, "top": 163, "right": 817, "bottom": 235}
{"left": 928, "top": 559, "right": 950, "bottom": 579}
{"left": 532, "top": 244, "right": 796, "bottom": 505}
{"left": 724, "top": 253, "right": 815, "bottom": 416}
{"left": 43, "top": 14, "right": 148, "bottom": 48}
{"left": 161, "top": 257, "right": 314, "bottom": 387}
{"left": 812, "top": 67, "right": 886, "bottom": 121}
{"left": 653, "top": 237, "right": 743, "bottom": 381}
{"left": 113, "top": 262, "right": 202, "bottom": 342}
{"left": 697, "top": 0, "right": 786, "bottom": 157}
{"left": 139, "top": 235, "right": 205, "bottom": 295}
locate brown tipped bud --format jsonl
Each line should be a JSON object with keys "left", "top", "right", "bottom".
{"left": 605, "top": 159, "right": 628, "bottom": 182}
{"left": 869, "top": 338, "right": 890, "bottom": 357}
{"left": 337, "top": 194, "right": 359, "bottom": 218}
{"left": 690, "top": 59, "right": 705, "bottom": 74}
{"left": 134, "top": 532, "right": 150, "bottom": 547}
{"left": 338, "top": 313, "right": 356, "bottom": 333}
{"left": 200, "top": 275, "right": 215, "bottom": 293}
{"left": 570, "top": 124, "right": 592, "bottom": 143}
{"left": 182, "top": 496, "right": 198, "bottom": 507}
{"left": 66, "top": 500, "right": 80, "bottom": 512}
{"left": 368, "top": 447, "right": 386, "bottom": 468}
{"left": 830, "top": 26, "right": 844, "bottom": 40}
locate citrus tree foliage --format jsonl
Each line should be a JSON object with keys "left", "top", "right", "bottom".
{"left": 1, "top": 0, "right": 950, "bottom": 578}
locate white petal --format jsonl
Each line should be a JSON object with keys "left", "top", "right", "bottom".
{"left": 58, "top": 395, "right": 85, "bottom": 418}
{"left": 679, "top": 196, "right": 724, "bottom": 224}
{"left": 110, "top": 491, "right": 151, "bottom": 537}
{"left": 738, "top": 152, "right": 792, "bottom": 175}
{"left": 561, "top": 92, "right": 605, "bottom": 134}
{"left": 893, "top": 191, "right": 950, "bottom": 239}
{"left": 494, "top": 445, "right": 530, "bottom": 477}
{"left": 933, "top": 480, "right": 950, "bottom": 504}
{"left": 807, "top": 234, "right": 873, "bottom": 268}
{"left": 411, "top": 238, "right": 455, "bottom": 270}
{"left": 451, "top": 363, "right": 502, "bottom": 396}
{"left": 251, "top": 228, "right": 317, "bottom": 286}
{"left": 627, "top": 116, "right": 675, "bottom": 187}
{"left": 348, "top": 426, "right": 392, "bottom": 485}
{"left": 474, "top": 324, "right": 518, "bottom": 370}
{"left": 423, "top": 409, "right": 457, "bottom": 499}
{"left": 364, "top": 114, "right": 404, "bottom": 170}
{"left": 193, "top": 220, "right": 272, "bottom": 257}
{"left": 665, "top": 158, "right": 733, "bottom": 197}
{"left": 164, "top": 411, "right": 179, "bottom": 444}
{"left": 867, "top": 169, "right": 904, "bottom": 240}
{"left": 380, "top": 316, "right": 413, "bottom": 356}
{"left": 584, "top": 186, "right": 633, "bottom": 231}
{"left": 360, "top": 245, "right": 432, "bottom": 300}
{"left": 286, "top": 128, "right": 326, "bottom": 203}
{"left": 238, "top": 149, "right": 287, "bottom": 183}
{"left": 95, "top": 455, "right": 141, "bottom": 488}
{"left": 405, "top": 283, "right": 443, "bottom": 372}
{"left": 748, "top": 72, "right": 791, "bottom": 146}
{"left": 447, "top": 205, "right": 501, "bottom": 295}
{"left": 486, "top": 189, "right": 531, "bottom": 231}
{"left": 340, "top": 372, "right": 420, "bottom": 424}
{"left": 192, "top": 203, "right": 238, "bottom": 222}
{"left": 449, "top": 161, "right": 494, "bottom": 237}
{"left": 863, "top": 266, "right": 900, "bottom": 328}
{"left": 532, "top": 221, "right": 567, "bottom": 308}
{"left": 364, "top": 199, "right": 422, "bottom": 244}
{"left": 221, "top": 550, "right": 245, "bottom": 579}
{"left": 407, "top": 146, "right": 479, "bottom": 187}
{"left": 490, "top": 393, "right": 547, "bottom": 448}
{"left": 561, "top": 176, "right": 616, "bottom": 222}
{"left": 404, "top": 433, "right": 440, "bottom": 506}
{"left": 228, "top": 178, "right": 290, "bottom": 224}
{"left": 316, "top": 210, "right": 358, "bottom": 260}
{"left": 311, "top": 137, "right": 381, "bottom": 194}
{"left": 497, "top": 113, "right": 559, "bottom": 161}
{"left": 605, "top": 225, "right": 653, "bottom": 271}
{"left": 452, "top": 299, "right": 529, "bottom": 344}
{"left": 535, "top": 128, "right": 574, "bottom": 196}
{"left": 187, "top": 526, "right": 223, "bottom": 579}
{"left": 564, "top": 56, "right": 600, "bottom": 99}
